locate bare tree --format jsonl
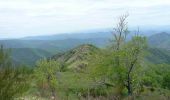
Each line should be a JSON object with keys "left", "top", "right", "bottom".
{"left": 112, "top": 14, "right": 129, "bottom": 72}
{"left": 112, "top": 14, "right": 129, "bottom": 51}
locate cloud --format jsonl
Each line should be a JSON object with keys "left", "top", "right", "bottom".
{"left": 0, "top": 0, "right": 170, "bottom": 38}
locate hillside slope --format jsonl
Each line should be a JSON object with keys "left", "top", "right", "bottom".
{"left": 146, "top": 48, "right": 170, "bottom": 64}
{"left": 51, "top": 44, "right": 99, "bottom": 71}
{"left": 148, "top": 32, "right": 170, "bottom": 50}
{"left": 10, "top": 48, "right": 54, "bottom": 65}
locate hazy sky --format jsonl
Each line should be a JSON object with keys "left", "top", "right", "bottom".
{"left": 0, "top": 0, "right": 170, "bottom": 38}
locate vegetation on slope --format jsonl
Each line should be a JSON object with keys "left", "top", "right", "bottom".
{"left": 148, "top": 32, "right": 170, "bottom": 50}
{"left": 51, "top": 44, "right": 99, "bottom": 71}
{"left": 146, "top": 48, "right": 170, "bottom": 64}
{"left": 10, "top": 48, "right": 54, "bottom": 65}
{"left": 32, "top": 41, "right": 170, "bottom": 100}
{"left": 0, "top": 45, "right": 32, "bottom": 100}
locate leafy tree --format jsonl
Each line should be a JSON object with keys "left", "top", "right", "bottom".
{"left": 34, "top": 59, "right": 61, "bottom": 99}
{"left": 143, "top": 64, "right": 170, "bottom": 89}
{"left": 111, "top": 14, "right": 147, "bottom": 95}
{"left": 123, "top": 36, "right": 147, "bottom": 95}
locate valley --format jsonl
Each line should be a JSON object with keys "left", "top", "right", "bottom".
{"left": 1, "top": 32, "right": 170, "bottom": 65}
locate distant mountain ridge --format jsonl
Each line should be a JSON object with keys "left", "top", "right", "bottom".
{"left": 19, "top": 26, "right": 170, "bottom": 40}
{"left": 22, "top": 30, "right": 112, "bottom": 40}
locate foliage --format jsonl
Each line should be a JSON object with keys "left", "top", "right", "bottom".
{"left": 34, "top": 59, "right": 61, "bottom": 99}
{"left": 146, "top": 48, "right": 170, "bottom": 64}
{"left": 148, "top": 32, "right": 170, "bottom": 50}
{"left": 11, "top": 48, "right": 54, "bottom": 66}
{"left": 109, "top": 14, "right": 148, "bottom": 96}
{"left": 51, "top": 44, "right": 99, "bottom": 72}
{"left": 162, "top": 73, "right": 170, "bottom": 89}
{"left": 0, "top": 45, "right": 31, "bottom": 100}
{"left": 14, "top": 42, "right": 170, "bottom": 100}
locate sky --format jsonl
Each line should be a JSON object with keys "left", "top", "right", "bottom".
{"left": 0, "top": 0, "right": 170, "bottom": 38}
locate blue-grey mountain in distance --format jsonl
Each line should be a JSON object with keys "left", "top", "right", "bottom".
{"left": 21, "top": 28, "right": 112, "bottom": 40}
{"left": 20, "top": 26, "right": 170, "bottom": 40}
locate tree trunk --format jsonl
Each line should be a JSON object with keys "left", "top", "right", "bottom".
{"left": 51, "top": 88, "right": 57, "bottom": 100}
{"left": 127, "top": 58, "right": 137, "bottom": 96}
{"left": 47, "top": 75, "right": 57, "bottom": 100}
{"left": 127, "top": 74, "right": 132, "bottom": 95}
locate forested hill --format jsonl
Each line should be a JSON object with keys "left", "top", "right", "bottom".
{"left": 146, "top": 48, "right": 170, "bottom": 64}
{"left": 10, "top": 48, "right": 54, "bottom": 65}
{"left": 51, "top": 44, "right": 99, "bottom": 71}
{"left": 148, "top": 32, "right": 170, "bottom": 50}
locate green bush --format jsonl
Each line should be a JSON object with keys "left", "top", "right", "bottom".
{"left": 0, "top": 45, "right": 31, "bottom": 100}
